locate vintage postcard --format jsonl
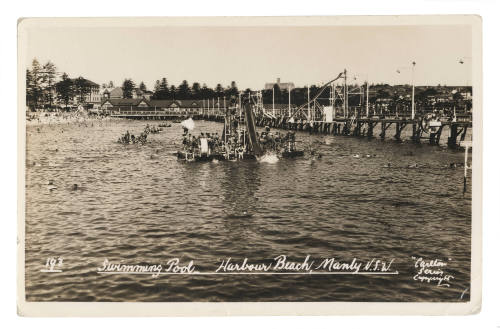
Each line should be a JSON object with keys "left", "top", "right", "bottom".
{"left": 17, "top": 15, "right": 482, "bottom": 316}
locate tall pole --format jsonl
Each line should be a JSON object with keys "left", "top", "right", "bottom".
{"left": 331, "top": 82, "right": 336, "bottom": 119}
{"left": 217, "top": 96, "right": 220, "bottom": 114}
{"left": 272, "top": 87, "right": 275, "bottom": 117}
{"left": 343, "top": 69, "right": 347, "bottom": 118}
{"left": 307, "top": 85, "right": 310, "bottom": 121}
{"left": 366, "top": 81, "right": 369, "bottom": 117}
{"left": 330, "top": 82, "right": 334, "bottom": 107}
{"left": 463, "top": 141, "right": 471, "bottom": 194}
{"left": 288, "top": 85, "right": 291, "bottom": 117}
{"left": 411, "top": 61, "right": 416, "bottom": 120}
{"left": 238, "top": 92, "right": 242, "bottom": 120}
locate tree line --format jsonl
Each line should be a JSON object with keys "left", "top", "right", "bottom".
{"left": 26, "top": 58, "right": 102, "bottom": 110}
{"left": 26, "top": 57, "right": 469, "bottom": 112}
{"left": 149, "top": 78, "right": 330, "bottom": 107}
{"left": 150, "top": 78, "right": 241, "bottom": 101}
{"left": 24, "top": 57, "right": 398, "bottom": 112}
{"left": 26, "top": 58, "right": 57, "bottom": 110}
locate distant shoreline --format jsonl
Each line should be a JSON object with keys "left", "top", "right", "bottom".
{"left": 26, "top": 111, "right": 114, "bottom": 126}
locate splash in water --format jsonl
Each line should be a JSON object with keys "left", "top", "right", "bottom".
{"left": 180, "top": 118, "right": 195, "bottom": 131}
{"left": 258, "top": 153, "right": 279, "bottom": 164}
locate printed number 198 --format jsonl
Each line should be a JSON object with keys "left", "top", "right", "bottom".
{"left": 45, "top": 257, "right": 63, "bottom": 271}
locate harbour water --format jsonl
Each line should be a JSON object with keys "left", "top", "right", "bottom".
{"left": 25, "top": 118, "right": 471, "bottom": 302}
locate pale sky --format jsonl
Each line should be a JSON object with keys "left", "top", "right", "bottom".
{"left": 23, "top": 24, "right": 472, "bottom": 90}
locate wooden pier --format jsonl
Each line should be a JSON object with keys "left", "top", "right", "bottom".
{"left": 251, "top": 115, "right": 471, "bottom": 149}
{"left": 110, "top": 109, "right": 471, "bottom": 149}
{"left": 110, "top": 109, "right": 225, "bottom": 122}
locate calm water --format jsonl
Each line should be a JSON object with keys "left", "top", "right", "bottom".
{"left": 25, "top": 118, "right": 471, "bottom": 302}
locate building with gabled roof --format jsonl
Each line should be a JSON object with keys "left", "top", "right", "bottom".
{"left": 71, "top": 78, "right": 101, "bottom": 107}
{"left": 101, "top": 98, "right": 150, "bottom": 111}
{"left": 102, "top": 98, "right": 205, "bottom": 115}
{"left": 109, "top": 87, "right": 124, "bottom": 99}
{"left": 107, "top": 87, "right": 154, "bottom": 100}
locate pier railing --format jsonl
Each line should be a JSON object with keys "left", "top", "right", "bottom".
{"left": 108, "top": 104, "right": 471, "bottom": 148}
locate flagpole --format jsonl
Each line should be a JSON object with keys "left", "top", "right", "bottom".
{"left": 411, "top": 61, "right": 416, "bottom": 120}
{"left": 288, "top": 85, "right": 291, "bottom": 117}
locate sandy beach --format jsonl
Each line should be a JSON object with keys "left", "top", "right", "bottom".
{"left": 25, "top": 111, "right": 112, "bottom": 126}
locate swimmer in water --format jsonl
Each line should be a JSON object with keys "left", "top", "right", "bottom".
{"left": 72, "top": 184, "right": 78, "bottom": 191}
{"left": 47, "top": 180, "right": 57, "bottom": 191}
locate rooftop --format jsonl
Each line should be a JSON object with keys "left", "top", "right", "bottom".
{"left": 264, "top": 78, "right": 295, "bottom": 90}
{"left": 71, "top": 78, "right": 100, "bottom": 88}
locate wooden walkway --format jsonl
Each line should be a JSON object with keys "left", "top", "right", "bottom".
{"left": 253, "top": 115, "right": 472, "bottom": 148}
{"left": 110, "top": 110, "right": 225, "bottom": 122}
{"left": 110, "top": 110, "right": 472, "bottom": 149}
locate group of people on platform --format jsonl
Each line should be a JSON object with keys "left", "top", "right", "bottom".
{"left": 182, "top": 125, "right": 251, "bottom": 159}
{"left": 182, "top": 131, "right": 226, "bottom": 156}
{"left": 117, "top": 130, "right": 148, "bottom": 145}
{"left": 118, "top": 124, "right": 158, "bottom": 145}
{"left": 259, "top": 126, "right": 297, "bottom": 153}
{"left": 181, "top": 125, "right": 299, "bottom": 158}
{"left": 144, "top": 124, "right": 162, "bottom": 134}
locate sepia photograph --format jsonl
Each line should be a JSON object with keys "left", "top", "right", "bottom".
{"left": 17, "top": 16, "right": 481, "bottom": 315}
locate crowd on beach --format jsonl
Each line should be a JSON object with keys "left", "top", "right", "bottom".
{"left": 26, "top": 109, "right": 111, "bottom": 126}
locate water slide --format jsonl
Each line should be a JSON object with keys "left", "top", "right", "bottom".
{"left": 290, "top": 72, "right": 344, "bottom": 118}
{"left": 243, "top": 102, "right": 264, "bottom": 156}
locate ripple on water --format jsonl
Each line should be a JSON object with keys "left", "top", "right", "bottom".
{"left": 25, "top": 119, "right": 472, "bottom": 302}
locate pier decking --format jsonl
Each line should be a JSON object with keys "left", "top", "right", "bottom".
{"left": 252, "top": 114, "right": 472, "bottom": 148}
